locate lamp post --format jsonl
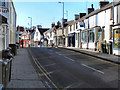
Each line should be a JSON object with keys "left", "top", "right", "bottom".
{"left": 58, "top": 2, "right": 64, "bottom": 33}
{"left": 58, "top": 2, "right": 65, "bottom": 46}
{"left": 28, "top": 17, "right": 32, "bottom": 47}
{"left": 28, "top": 17, "right": 32, "bottom": 30}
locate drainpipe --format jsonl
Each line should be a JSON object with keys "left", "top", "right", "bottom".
{"left": 112, "top": 0, "right": 115, "bottom": 54}
{"left": 5, "top": 26, "right": 7, "bottom": 49}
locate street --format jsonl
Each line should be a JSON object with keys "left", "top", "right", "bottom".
{"left": 28, "top": 47, "right": 119, "bottom": 89}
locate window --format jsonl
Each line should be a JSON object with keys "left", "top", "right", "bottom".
{"left": 109, "top": 25, "right": 113, "bottom": 40}
{"left": 2, "top": 2, "right": 5, "bottom": 6}
{"left": 114, "top": 29, "right": 120, "bottom": 49}
{"left": 103, "top": 29, "right": 105, "bottom": 40}
{"left": 50, "top": 32, "right": 52, "bottom": 37}
{"left": 96, "top": 14, "right": 98, "bottom": 26}
{"left": 84, "top": 31, "right": 88, "bottom": 42}
{"left": 70, "top": 25, "right": 72, "bottom": 31}
{"left": 98, "top": 28, "right": 102, "bottom": 41}
{"left": 36, "top": 32, "right": 38, "bottom": 36}
{"left": 89, "top": 29, "right": 95, "bottom": 42}
{"left": 110, "top": 8, "right": 113, "bottom": 20}
{"left": 76, "top": 23, "right": 78, "bottom": 29}
{"left": 118, "top": 6, "right": 120, "bottom": 23}
{"left": 76, "top": 33, "right": 77, "bottom": 40}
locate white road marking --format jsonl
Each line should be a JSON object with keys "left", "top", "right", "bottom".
{"left": 64, "top": 56, "right": 75, "bottom": 62}
{"left": 82, "top": 64, "right": 104, "bottom": 74}
{"left": 55, "top": 52, "right": 75, "bottom": 62}
{"left": 45, "top": 63, "right": 56, "bottom": 67}
{"left": 55, "top": 52, "right": 62, "bottom": 55}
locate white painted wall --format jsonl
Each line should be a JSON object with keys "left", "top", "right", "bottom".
{"left": 34, "top": 28, "right": 41, "bottom": 41}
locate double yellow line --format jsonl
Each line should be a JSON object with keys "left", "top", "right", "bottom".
{"left": 28, "top": 50, "right": 59, "bottom": 89}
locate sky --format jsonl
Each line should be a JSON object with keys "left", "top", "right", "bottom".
{"left": 12, "top": 0, "right": 112, "bottom": 28}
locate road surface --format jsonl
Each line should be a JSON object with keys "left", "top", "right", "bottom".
{"left": 28, "top": 47, "right": 119, "bottom": 89}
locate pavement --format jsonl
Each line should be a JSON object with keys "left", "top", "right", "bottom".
{"left": 58, "top": 47, "right": 120, "bottom": 64}
{"left": 6, "top": 48, "right": 45, "bottom": 89}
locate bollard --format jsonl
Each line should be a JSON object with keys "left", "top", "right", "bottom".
{"left": 0, "top": 60, "right": 4, "bottom": 89}
{"left": 9, "top": 44, "right": 17, "bottom": 56}
{"left": 0, "top": 84, "right": 3, "bottom": 90}
{"left": 0, "top": 58, "right": 13, "bottom": 89}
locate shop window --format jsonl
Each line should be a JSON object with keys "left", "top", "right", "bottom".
{"left": 109, "top": 25, "right": 113, "bottom": 40}
{"left": 81, "top": 31, "right": 85, "bottom": 42}
{"left": 85, "top": 31, "right": 87, "bottom": 42}
{"left": 114, "top": 29, "right": 120, "bottom": 49}
{"left": 98, "top": 28, "right": 102, "bottom": 41}
{"left": 89, "top": 29, "right": 95, "bottom": 42}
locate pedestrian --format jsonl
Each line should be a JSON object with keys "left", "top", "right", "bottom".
{"left": 21, "top": 39, "right": 24, "bottom": 48}
{"left": 52, "top": 43, "right": 54, "bottom": 47}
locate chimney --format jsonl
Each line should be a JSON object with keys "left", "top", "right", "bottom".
{"left": 99, "top": 1, "right": 109, "bottom": 9}
{"left": 62, "top": 19, "right": 67, "bottom": 24}
{"left": 74, "top": 15, "right": 79, "bottom": 20}
{"left": 79, "top": 13, "right": 86, "bottom": 18}
{"left": 51, "top": 23, "right": 55, "bottom": 28}
{"left": 57, "top": 21, "right": 61, "bottom": 27}
{"left": 87, "top": 4, "right": 94, "bottom": 14}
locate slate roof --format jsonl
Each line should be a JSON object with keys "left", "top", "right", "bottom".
{"left": 65, "top": 20, "right": 74, "bottom": 25}
{"left": 75, "top": 1, "right": 120, "bottom": 23}
{"left": 38, "top": 28, "right": 49, "bottom": 35}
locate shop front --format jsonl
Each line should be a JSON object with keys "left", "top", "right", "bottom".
{"left": 68, "top": 33, "right": 75, "bottom": 47}
{"left": 81, "top": 30, "right": 88, "bottom": 49}
{"left": 113, "top": 25, "right": 120, "bottom": 55}
{"left": 0, "top": 15, "right": 8, "bottom": 51}
{"left": 88, "top": 26, "right": 102, "bottom": 51}
{"left": 19, "top": 39, "right": 30, "bottom": 47}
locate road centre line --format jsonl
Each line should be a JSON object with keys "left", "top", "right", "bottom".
{"left": 64, "top": 56, "right": 75, "bottom": 62}
{"left": 81, "top": 64, "right": 104, "bottom": 74}
{"left": 55, "top": 52, "right": 75, "bottom": 62}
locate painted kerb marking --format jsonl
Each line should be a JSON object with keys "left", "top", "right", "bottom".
{"left": 28, "top": 50, "right": 58, "bottom": 89}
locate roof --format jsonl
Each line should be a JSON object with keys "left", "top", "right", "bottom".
{"left": 75, "top": 1, "right": 120, "bottom": 23}
{"left": 65, "top": 20, "right": 74, "bottom": 25}
{"left": 38, "top": 28, "right": 49, "bottom": 35}
{"left": 44, "top": 28, "right": 53, "bottom": 34}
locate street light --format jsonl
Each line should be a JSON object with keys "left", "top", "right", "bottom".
{"left": 28, "top": 17, "right": 32, "bottom": 30}
{"left": 58, "top": 2, "right": 64, "bottom": 32}
{"left": 58, "top": 2, "right": 65, "bottom": 46}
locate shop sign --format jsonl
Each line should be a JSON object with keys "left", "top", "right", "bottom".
{"left": 0, "top": 8, "right": 9, "bottom": 18}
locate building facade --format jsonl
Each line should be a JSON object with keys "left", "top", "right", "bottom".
{"left": 53, "top": 1, "right": 120, "bottom": 55}
{"left": 0, "top": 0, "right": 17, "bottom": 52}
